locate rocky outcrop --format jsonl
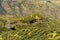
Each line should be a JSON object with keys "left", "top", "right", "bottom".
{"left": 0, "top": 0, "right": 7, "bottom": 15}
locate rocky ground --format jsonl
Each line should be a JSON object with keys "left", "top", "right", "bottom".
{"left": 0, "top": 0, "right": 60, "bottom": 18}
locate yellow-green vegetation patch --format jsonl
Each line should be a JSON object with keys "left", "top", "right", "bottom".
{"left": 0, "top": 13, "right": 60, "bottom": 40}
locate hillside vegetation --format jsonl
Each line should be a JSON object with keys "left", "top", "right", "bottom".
{"left": 0, "top": 0, "right": 60, "bottom": 40}
{"left": 0, "top": 13, "right": 60, "bottom": 40}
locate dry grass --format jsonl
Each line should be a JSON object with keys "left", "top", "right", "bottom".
{"left": 0, "top": 13, "right": 59, "bottom": 40}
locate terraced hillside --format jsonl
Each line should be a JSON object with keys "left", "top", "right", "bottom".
{"left": 0, "top": 13, "right": 60, "bottom": 40}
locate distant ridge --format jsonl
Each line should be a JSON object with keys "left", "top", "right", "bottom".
{"left": 0, "top": 0, "right": 60, "bottom": 19}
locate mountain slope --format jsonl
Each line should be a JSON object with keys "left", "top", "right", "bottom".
{"left": 0, "top": 0, "right": 60, "bottom": 18}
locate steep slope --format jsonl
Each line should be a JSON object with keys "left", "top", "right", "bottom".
{"left": 0, "top": 0, "right": 60, "bottom": 19}
{"left": 0, "top": 0, "right": 7, "bottom": 15}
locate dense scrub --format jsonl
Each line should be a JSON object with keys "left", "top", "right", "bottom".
{"left": 0, "top": 13, "right": 60, "bottom": 40}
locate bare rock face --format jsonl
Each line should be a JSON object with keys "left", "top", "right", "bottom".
{"left": 0, "top": 0, "right": 7, "bottom": 15}
{"left": 0, "top": 0, "right": 60, "bottom": 19}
